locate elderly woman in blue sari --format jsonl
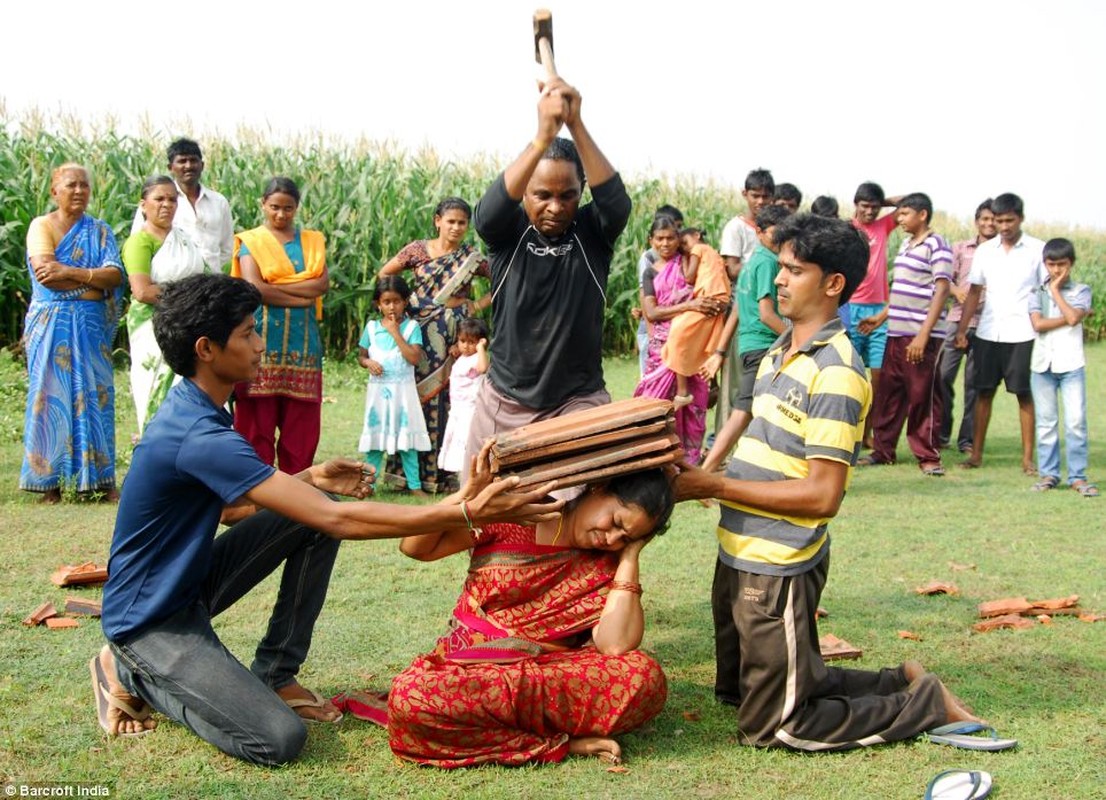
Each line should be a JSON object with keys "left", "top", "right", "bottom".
{"left": 21, "top": 164, "right": 125, "bottom": 502}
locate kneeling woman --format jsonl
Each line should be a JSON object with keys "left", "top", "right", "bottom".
{"left": 388, "top": 468, "right": 674, "bottom": 767}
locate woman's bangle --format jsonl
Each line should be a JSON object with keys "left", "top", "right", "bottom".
{"left": 85, "top": 268, "right": 94, "bottom": 285}
{"left": 459, "top": 499, "right": 475, "bottom": 530}
{"left": 610, "top": 580, "right": 642, "bottom": 595}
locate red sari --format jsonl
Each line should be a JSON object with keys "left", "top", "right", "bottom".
{"left": 386, "top": 523, "right": 667, "bottom": 767}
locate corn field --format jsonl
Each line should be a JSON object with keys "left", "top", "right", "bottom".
{"left": 2, "top": 113, "right": 1105, "bottom": 357}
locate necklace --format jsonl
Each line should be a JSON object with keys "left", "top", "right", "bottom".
{"left": 551, "top": 513, "right": 565, "bottom": 546}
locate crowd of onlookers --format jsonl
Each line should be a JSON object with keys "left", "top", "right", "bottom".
{"left": 631, "top": 170, "right": 1096, "bottom": 497}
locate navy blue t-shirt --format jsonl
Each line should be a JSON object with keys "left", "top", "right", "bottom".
{"left": 102, "top": 379, "right": 276, "bottom": 642}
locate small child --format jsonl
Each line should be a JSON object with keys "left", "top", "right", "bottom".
{"left": 661, "top": 228, "right": 731, "bottom": 407}
{"left": 1028, "top": 237, "right": 1097, "bottom": 496}
{"left": 437, "top": 317, "right": 490, "bottom": 474}
{"left": 358, "top": 275, "right": 432, "bottom": 497}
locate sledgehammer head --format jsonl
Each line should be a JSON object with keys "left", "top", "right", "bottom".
{"left": 533, "top": 9, "right": 557, "bottom": 78}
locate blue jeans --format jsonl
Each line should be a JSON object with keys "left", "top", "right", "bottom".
{"left": 1031, "top": 367, "right": 1088, "bottom": 483}
{"left": 847, "top": 302, "right": 888, "bottom": 369}
{"left": 109, "top": 510, "right": 341, "bottom": 765}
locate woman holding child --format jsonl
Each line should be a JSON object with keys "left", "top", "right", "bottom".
{"left": 383, "top": 463, "right": 674, "bottom": 767}
{"left": 633, "top": 215, "right": 725, "bottom": 464}
{"left": 378, "top": 197, "right": 489, "bottom": 493}
{"left": 21, "top": 164, "right": 125, "bottom": 502}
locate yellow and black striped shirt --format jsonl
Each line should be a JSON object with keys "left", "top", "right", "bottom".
{"left": 716, "top": 319, "right": 871, "bottom": 576}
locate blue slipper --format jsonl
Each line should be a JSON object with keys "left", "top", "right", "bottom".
{"left": 925, "top": 769, "right": 993, "bottom": 800}
{"left": 927, "top": 722, "right": 1017, "bottom": 751}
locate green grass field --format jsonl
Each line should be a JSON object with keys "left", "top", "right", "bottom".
{"left": 2, "top": 351, "right": 1104, "bottom": 799}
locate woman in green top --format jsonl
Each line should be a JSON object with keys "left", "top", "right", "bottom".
{"left": 122, "top": 175, "right": 207, "bottom": 431}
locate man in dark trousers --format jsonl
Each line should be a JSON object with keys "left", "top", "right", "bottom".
{"left": 676, "top": 215, "right": 981, "bottom": 751}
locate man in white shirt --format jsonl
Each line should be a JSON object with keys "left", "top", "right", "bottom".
{"left": 954, "top": 193, "right": 1044, "bottom": 473}
{"left": 132, "top": 138, "right": 234, "bottom": 272}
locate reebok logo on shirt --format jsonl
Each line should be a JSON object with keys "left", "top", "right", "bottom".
{"left": 527, "top": 242, "right": 574, "bottom": 257}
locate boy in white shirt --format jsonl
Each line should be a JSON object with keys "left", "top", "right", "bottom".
{"left": 1028, "top": 238, "right": 1096, "bottom": 496}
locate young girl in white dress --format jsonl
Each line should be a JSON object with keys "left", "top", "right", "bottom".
{"left": 437, "top": 317, "right": 489, "bottom": 474}
{"left": 358, "top": 276, "right": 431, "bottom": 497}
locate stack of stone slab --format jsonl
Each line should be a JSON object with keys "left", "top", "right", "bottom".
{"left": 489, "top": 398, "right": 681, "bottom": 490}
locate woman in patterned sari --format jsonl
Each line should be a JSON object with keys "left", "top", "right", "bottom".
{"left": 122, "top": 175, "right": 207, "bottom": 432}
{"left": 386, "top": 465, "right": 674, "bottom": 767}
{"left": 633, "top": 216, "right": 725, "bottom": 464}
{"left": 231, "top": 177, "right": 328, "bottom": 474}
{"left": 21, "top": 164, "right": 125, "bottom": 502}
{"left": 378, "top": 197, "right": 489, "bottom": 493}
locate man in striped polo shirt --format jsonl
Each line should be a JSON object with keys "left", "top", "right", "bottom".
{"left": 860, "top": 193, "right": 952, "bottom": 474}
{"left": 676, "top": 214, "right": 979, "bottom": 751}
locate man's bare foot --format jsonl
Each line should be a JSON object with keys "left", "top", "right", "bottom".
{"left": 568, "top": 735, "right": 622, "bottom": 765}
{"left": 407, "top": 489, "right": 431, "bottom": 501}
{"left": 903, "top": 661, "right": 977, "bottom": 717}
{"left": 959, "top": 457, "right": 982, "bottom": 469}
{"left": 94, "top": 646, "right": 157, "bottom": 735}
{"left": 936, "top": 679, "right": 982, "bottom": 725}
{"left": 902, "top": 660, "right": 926, "bottom": 683}
{"left": 276, "top": 683, "right": 343, "bottom": 723}
{"left": 40, "top": 489, "right": 61, "bottom": 504}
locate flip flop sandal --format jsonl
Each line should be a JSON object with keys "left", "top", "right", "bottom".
{"left": 921, "top": 463, "right": 946, "bottom": 477}
{"left": 89, "top": 653, "right": 153, "bottom": 737}
{"left": 925, "top": 769, "right": 993, "bottom": 800}
{"left": 1072, "top": 481, "right": 1100, "bottom": 497}
{"left": 1032, "top": 476, "right": 1059, "bottom": 492}
{"left": 283, "top": 688, "right": 344, "bottom": 724}
{"left": 926, "top": 722, "right": 1018, "bottom": 751}
{"left": 331, "top": 690, "right": 389, "bottom": 726}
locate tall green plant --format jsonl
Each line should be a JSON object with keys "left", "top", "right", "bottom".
{"left": 2, "top": 114, "right": 1104, "bottom": 355}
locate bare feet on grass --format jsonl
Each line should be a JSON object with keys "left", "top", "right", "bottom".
{"left": 569, "top": 735, "right": 622, "bottom": 765}
{"left": 902, "top": 660, "right": 980, "bottom": 724}
{"left": 96, "top": 646, "right": 157, "bottom": 735}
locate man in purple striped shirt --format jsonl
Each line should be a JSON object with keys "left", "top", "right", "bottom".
{"left": 859, "top": 193, "right": 952, "bottom": 474}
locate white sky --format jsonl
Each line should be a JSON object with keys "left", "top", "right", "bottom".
{"left": 3, "top": 0, "right": 1104, "bottom": 229}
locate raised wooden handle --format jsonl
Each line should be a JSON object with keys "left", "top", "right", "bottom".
{"left": 537, "top": 36, "right": 557, "bottom": 79}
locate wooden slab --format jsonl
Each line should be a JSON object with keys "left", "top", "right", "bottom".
{"left": 45, "top": 617, "right": 79, "bottom": 629}
{"left": 22, "top": 601, "right": 58, "bottom": 627}
{"left": 973, "top": 613, "right": 1036, "bottom": 633}
{"left": 491, "top": 398, "right": 672, "bottom": 460}
{"left": 514, "top": 450, "right": 683, "bottom": 491}
{"left": 978, "top": 594, "right": 1080, "bottom": 618}
{"left": 502, "top": 434, "right": 680, "bottom": 486}
{"left": 491, "top": 419, "right": 672, "bottom": 470}
{"left": 819, "top": 633, "right": 862, "bottom": 661}
{"left": 51, "top": 561, "right": 108, "bottom": 587}
{"left": 65, "top": 597, "right": 103, "bottom": 617}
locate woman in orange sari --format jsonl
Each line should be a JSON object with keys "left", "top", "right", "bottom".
{"left": 385, "top": 467, "right": 674, "bottom": 767}
{"left": 232, "top": 177, "right": 328, "bottom": 473}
